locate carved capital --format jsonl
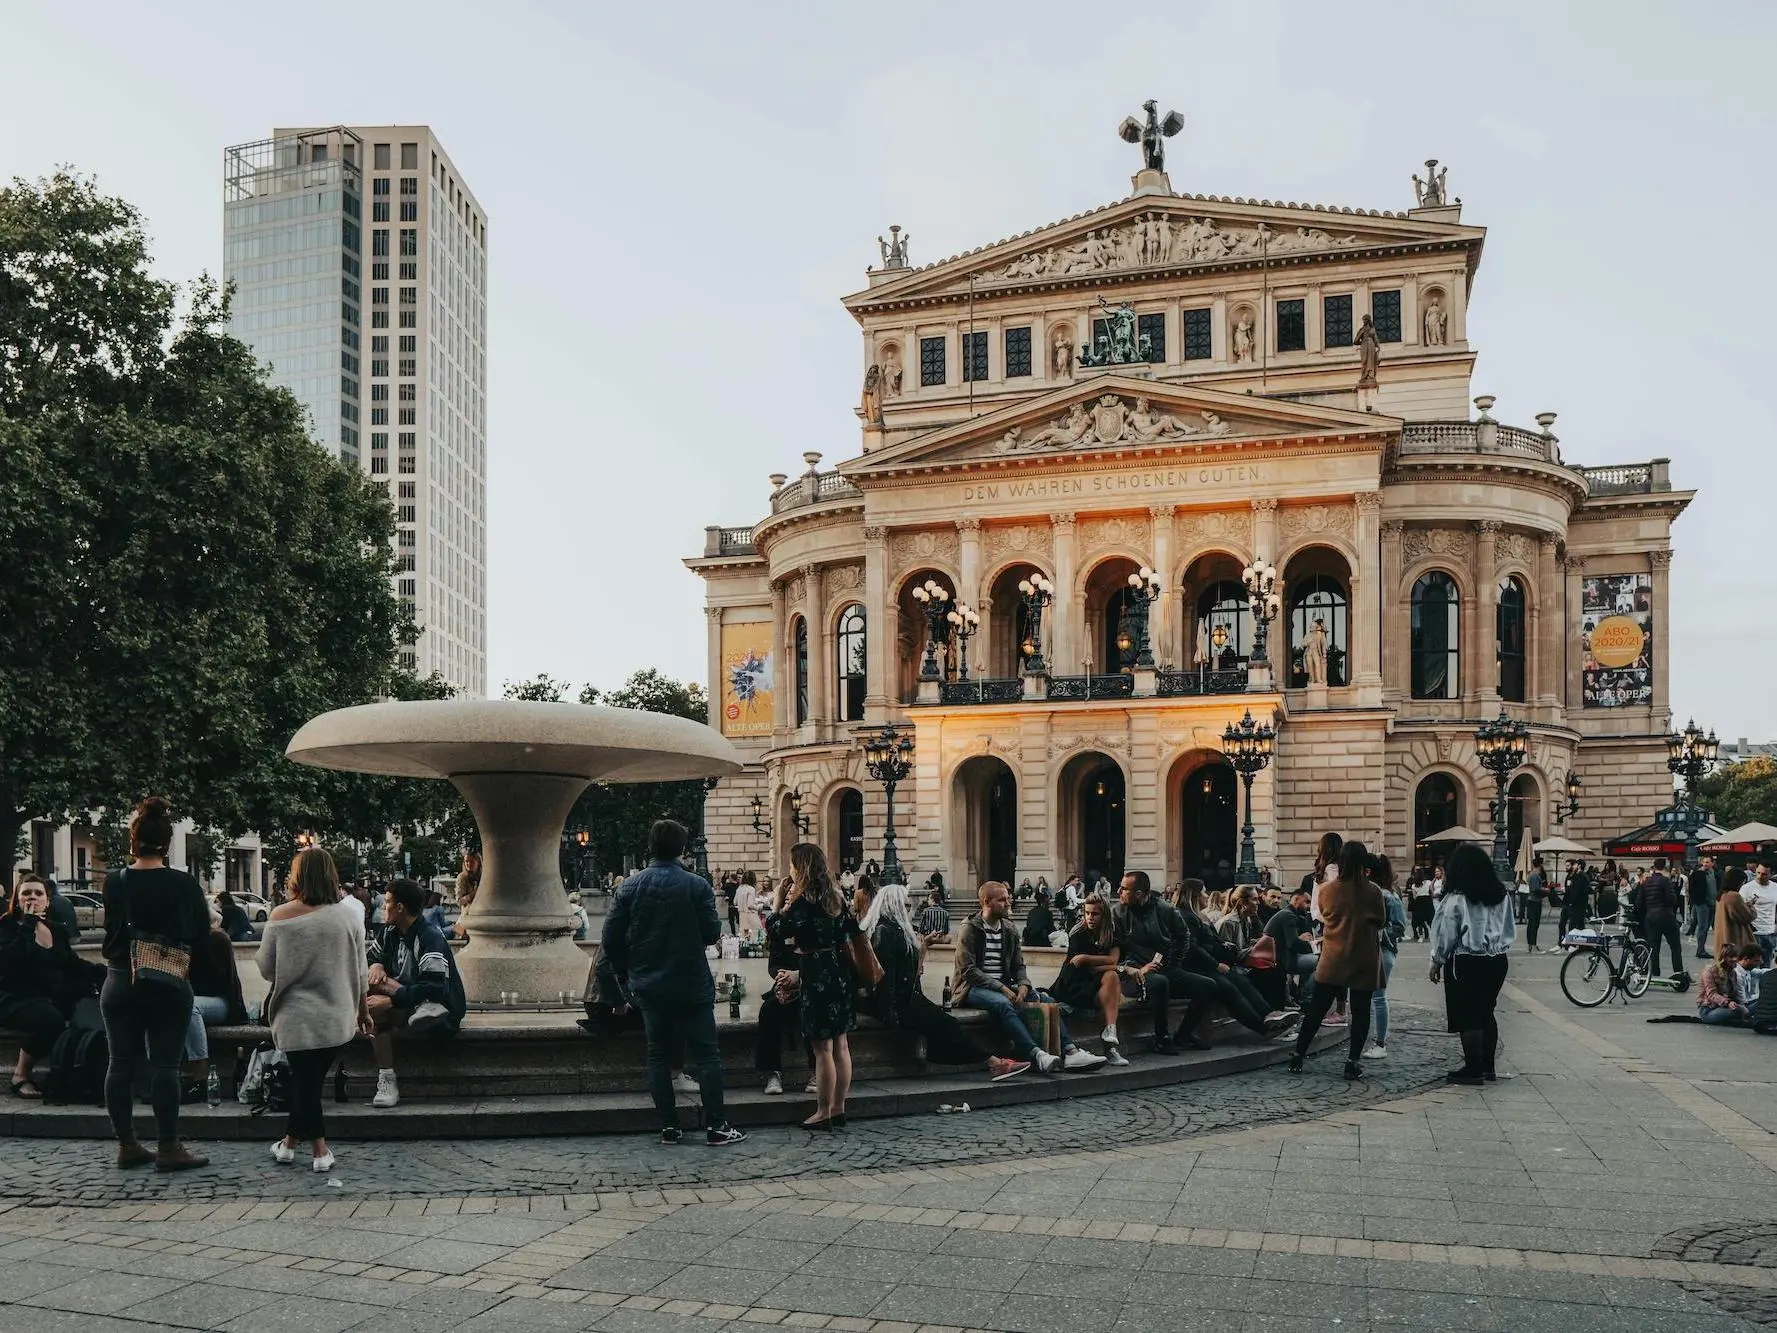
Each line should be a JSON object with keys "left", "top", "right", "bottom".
{"left": 1354, "top": 490, "right": 1383, "bottom": 512}
{"left": 1379, "top": 520, "right": 1406, "bottom": 539}
{"left": 1149, "top": 503, "right": 1177, "bottom": 519}
{"left": 1538, "top": 532, "right": 1560, "bottom": 551}
{"left": 1250, "top": 497, "right": 1278, "bottom": 515}
{"left": 1049, "top": 512, "right": 1076, "bottom": 530}
{"left": 1647, "top": 549, "right": 1673, "bottom": 569}
{"left": 862, "top": 525, "right": 889, "bottom": 542}
{"left": 1475, "top": 520, "right": 1502, "bottom": 535}
{"left": 955, "top": 517, "right": 982, "bottom": 533}
{"left": 1563, "top": 553, "right": 1588, "bottom": 573}
{"left": 705, "top": 606, "right": 723, "bottom": 622}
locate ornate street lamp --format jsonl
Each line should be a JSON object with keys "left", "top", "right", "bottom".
{"left": 1241, "top": 556, "right": 1282, "bottom": 669}
{"left": 1125, "top": 565, "right": 1163, "bottom": 669}
{"left": 908, "top": 579, "right": 953, "bottom": 681}
{"left": 945, "top": 602, "right": 980, "bottom": 681}
{"left": 1552, "top": 772, "right": 1583, "bottom": 828}
{"left": 1475, "top": 709, "right": 1530, "bottom": 881}
{"left": 861, "top": 724, "right": 915, "bottom": 884}
{"left": 749, "top": 795, "right": 771, "bottom": 839}
{"left": 788, "top": 787, "right": 812, "bottom": 836}
{"left": 690, "top": 776, "right": 718, "bottom": 882}
{"left": 1017, "top": 573, "right": 1055, "bottom": 674}
{"left": 1221, "top": 709, "right": 1276, "bottom": 885}
{"left": 1667, "top": 718, "right": 1720, "bottom": 869}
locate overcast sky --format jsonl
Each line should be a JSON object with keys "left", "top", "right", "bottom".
{"left": 7, "top": 1, "right": 1775, "bottom": 737}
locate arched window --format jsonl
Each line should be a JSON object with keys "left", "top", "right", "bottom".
{"left": 836, "top": 604, "right": 867, "bottom": 722}
{"left": 1289, "top": 574, "right": 1349, "bottom": 687}
{"left": 1194, "top": 580, "right": 1251, "bottom": 668}
{"left": 1410, "top": 571, "right": 1461, "bottom": 700}
{"left": 1497, "top": 576, "right": 1527, "bottom": 703}
{"left": 793, "top": 617, "right": 809, "bottom": 726}
{"left": 837, "top": 789, "right": 864, "bottom": 871}
{"left": 1414, "top": 773, "right": 1463, "bottom": 847}
{"left": 1102, "top": 587, "right": 1138, "bottom": 672}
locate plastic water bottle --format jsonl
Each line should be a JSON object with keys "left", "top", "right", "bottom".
{"left": 205, "top": 1066, "right": 221, "bottom": 1108}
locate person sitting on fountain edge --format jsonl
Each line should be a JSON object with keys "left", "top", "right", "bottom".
{"left": 365, "top": 877, "right": 468, "bottom": 1109}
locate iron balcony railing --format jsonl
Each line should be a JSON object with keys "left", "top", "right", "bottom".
{"left": 1047, "top": 674, "right": 1136, "bottom": 701}
{"left": 1156, "top": 668, "right": 1250, "bottom": 697}
{"left": 938, "top": 678, "right": 1026, "bottom": 705}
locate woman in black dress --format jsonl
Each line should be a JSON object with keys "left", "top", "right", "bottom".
{"left": 0, "top": 876, "right": 105, "bottom": 1097}
{"left": 783, "top": 843, "right": 877, "bottom": 1129}
{"left": 1047, "top": 896, "right": 1127, "bottom": 1064}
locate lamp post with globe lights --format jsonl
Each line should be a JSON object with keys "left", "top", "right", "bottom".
{"left": 1017, "top": 573, "right": 1055, "bottom": 675}
{"left": 945, "top": 603, "right": 981, "bottom": 681}
{"left": 1124, "top": 566, "right": 1163, "bottom": 669}
{"left": 1221, "top": 709, "right": 1276, "bottom": 885}
{"left": 861, "top": 724, "right": 915, "bottom": 884}
{"left": 1667, "top": 718, "right": 1720, "bottom": 870}
{"left": 1474, "top": 709, "right": 1529, "bottom": 881}
{"left": 1241, "top": 556, "right": 1282, "bottom": 671}
{"left": 909, "top": 579, "right": 952, "bottom": 681}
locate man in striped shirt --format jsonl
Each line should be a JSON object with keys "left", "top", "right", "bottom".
{"left": 951, "top": 881, "right": 1106, "bottom": 1074}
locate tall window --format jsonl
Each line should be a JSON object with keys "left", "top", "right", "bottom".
{"left": 961, "top": 330, "right": 988, "bottom": 382}
{"left": 1195, "top": 581, "right": 1252, "bottom": 667}
{"left": 1182, "top": 307, "right": 1212, "bottom": 360}
{"left": 1410, "top": 571, "right": 1461, "bottom": 699}
{"left": 836, "top": 604, "right": 867, "bottom": 721}
{"left": 919, "top": 336, "right": 946, "bottom": 386}
{"left": 1372, "top": 289, "right": 1403, "bottom": 342}
{"left": 793, "top": 617, "right": 809, "bottom": 726}
{"left": 1276, "top": 299, "right": 1306, "bottom": 352}
{"left": 1004, "top": 326, "right": 1032, "bottom": 377}
{"left": 1497, "top": 576, "right": 1528, "bottom": 703}
{"left": 1323, "top": 294, "right": 1353, "bottom": 348}
{"left": 1137, "top": 312, "right": 1166, "bottom": 362}
{"left": 1289, "top": 575, "right": 1349, "bottom": 687}
{"left": 1414, "top": 773, "right": 1463, "bottom": 847}
{"left": 837, "top": 789, "right": 865, "bottom": 872}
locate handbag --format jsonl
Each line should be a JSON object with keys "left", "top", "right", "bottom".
{"left": 843, "top": 930, "right": 884, "bottom": 988}
{"left": 1245, "top": 933, "right": 1278, "bottom": 970}
{"left": 120, "top": 868, "right": 193, "bottom": 993}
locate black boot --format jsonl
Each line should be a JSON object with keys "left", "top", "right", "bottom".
{"left": 1446, "top": 1031, "right": 1483, "bottom": 1085}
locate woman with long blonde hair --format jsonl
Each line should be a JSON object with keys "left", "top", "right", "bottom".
{"left": 783, "top": 843, "right": 877, "bottom": 1128}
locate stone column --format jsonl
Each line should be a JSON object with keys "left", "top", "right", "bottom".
{"left": 767, "top": 587, "right": 788, "bottom": 737}
{"left": 1352, "top": 492, "right": 1383, "bottom": 701}
{"left": 1649, "top": 549, "right": 1673, "bottom": 721}
{"left": 1051, "top": 513, "right": 1078, "bottom": 674}
{"left": 1474, "top": 522, "right": 1500, "bottom": 707}
{"left": 1562, "top": 553, "right": 1587, "bottom": 712}
{"left": 1379, "top": 521, "right": 1406, "bottom": 704}
{"left": 705, "top": 605, "right": 724, "bottom": 730}
{"left": 1536, "top": 534, "right": 1562, "bottom": 711}
{"left": 1251, "top": 497, "right": 1278, "bottom": 563}
{"left": 1149, "top": 504, "right": 1175, "bottom": 667}
{"left": 804, "top": 562, "right": 828, "bottom": 733}
{"left": 957, "top": 516, "right": 982, "bottom": 609}
{"left": 864, "top": 526, "right": 889, "bottom": 720}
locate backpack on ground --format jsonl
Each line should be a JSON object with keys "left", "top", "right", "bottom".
{"left": 43, "top": 1000, "right": 108, "bottom": 1106}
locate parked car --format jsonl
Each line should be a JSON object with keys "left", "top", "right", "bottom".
{"left": 233, "top": 893, "right": 273, "bottom": 923}
{"left": 61, "top": 892, "right": 104, "bottom": 930}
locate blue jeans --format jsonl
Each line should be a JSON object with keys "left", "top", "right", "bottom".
{"left": 1288, "top": 953, "right": 1318, "bottom": 1005}
{"left": 1699, "top": 1005, "right": 1745, "bottom": 1026}
{"left": 638, "top": 1000, "right": 725, "bottom": 1131}
{"left": 1371, "top": 949, "right": 1397, "bottom": 1045}
{"left": 182, "top": 995, "right": 232, "bottom": 1061}
{"left": 963, "top": 986, "right": 1071, "bottom": 1059}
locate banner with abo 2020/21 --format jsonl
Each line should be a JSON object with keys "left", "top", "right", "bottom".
{"left": 1580, "top": 572, "right": 1653, "bottom": 708}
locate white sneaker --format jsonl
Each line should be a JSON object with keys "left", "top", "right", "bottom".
{"left": 1104, "top": 1045, "right": 1129, "bottom": 1067}
{"left": 1033, "top": 1049, "right": 1061, "bottom": 1074}
{"left": 804, "top": 1077, "right": 818, "bottom": 1094}
{"left": 270, "top": 1140, "right": 295, "bottom": 1165}
{"left": 1101, "top": 1023, "right": 1119, "bottom": 1047}
{"left": 763, "top": 1073, "right": 784, "bottom": 1096}
{"left": 371, "top": 1070, "right": 399, "bottom": 1109}
{"left": 1062, "top": 1047, "right": 1107, "bottom": 1071}
{"left": 312, "top": 1152, "right": 335, "bottom": 1173}
{"left": 1362, "top": 1044, "right": 1388, "bottom": 1061}
{"left": 671, "top": 1073, "right": 700, "bottom": 1095}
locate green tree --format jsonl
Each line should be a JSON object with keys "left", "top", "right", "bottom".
{"left": 502, "top": 673, "right": 571, "bottom": 702}
{"left": 1699, "top": 757, "right": 1777, "bottom": 831}
{"left": 0, "top": 171, "right": 422, "bottom": 873}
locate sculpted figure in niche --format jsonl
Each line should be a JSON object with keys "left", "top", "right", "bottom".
{"left": 859, "top": 364, "right": 882, "bottom": 424}
{"left": 880, "top": 346, "right": 903, "bottom": 398}
{"left": 1355, "top": 313, "right": 1381, "bottom": 387}
{"left": 1051, "top": 327, "right": 1075, "bottom": 379}
{"left": 1303, "top": 618, "right": 1329, "bottom": 687}
{"left": 1422, "top": 293, "right": 1448, "bottom": 346}
{"left": 1232, "top": 310, "right": 1256, "bottom": 364}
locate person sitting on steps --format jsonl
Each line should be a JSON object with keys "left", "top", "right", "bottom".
{"left": 365, "top": 877, "right": 467, "bottom": 1109}
{"left": 1112, "top": 871, "right": 1219, "bottom": 1055}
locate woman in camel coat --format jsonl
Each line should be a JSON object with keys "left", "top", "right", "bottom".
{"left": 1289, "top": 841, "right": 1385, "bottom": 1081}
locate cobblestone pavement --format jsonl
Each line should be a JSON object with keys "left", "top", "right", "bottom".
{"left": 3, "top": 947, "right": 1776, "bottom": 1332}
{"left": 0, "top": 1007, "right": 1450, "bottom": 1207}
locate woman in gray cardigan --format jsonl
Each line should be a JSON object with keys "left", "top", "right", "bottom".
{"left": 257, "top": 849, "right": 368, "bottom": 1172}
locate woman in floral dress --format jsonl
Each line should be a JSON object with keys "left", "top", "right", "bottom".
{"left": 783, "top": 843, "right": 872, "bottom": 1129}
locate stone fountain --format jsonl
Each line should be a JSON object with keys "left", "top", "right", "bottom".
{"left": 286, "top": 699, "right": 742, "bottom": 1003}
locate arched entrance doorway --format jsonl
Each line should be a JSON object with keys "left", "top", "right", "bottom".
{"left": 828, "top": 787, "right": 864, "bottom": 874}
{"left": 1414, "top": 772, "right": 1464, "bottom": 866}
{"left": 1179, "top": 760, "right": 1239, "bottom": 892}
{"left": 1057, "top": 752, "right": 1125, "bottom": 885}
{"left": 951, "top": 756, "right": 1017, "bottom": 886}
{"left": 1506, "top": 772, "right": 1540, "bottom": 861}
{"left": 986, "top": 562, "right": 1049, "bottom": 678}
{"left": 1083, "top": 556, "right": 1140, "bottom": 675}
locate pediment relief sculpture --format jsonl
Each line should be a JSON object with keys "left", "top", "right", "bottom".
{"left": 995, "top": 395, "right": 1235, "bottom": 455}
{"left": 1279, "top": 503, "right": 1356, "bottom": 539}
{"left": 1177, "top": 509, "right": 1253, "bottom": 549}
{"left": 1402, "top": 527, "right": 1473, "bottom": 562}
{"left": 983, "top": 215, "right": 1361, "bottom": 283}
{"left": 888, "top": 528, "right": 960, "bottom": 573}
{"left": 983, "top": 523, "right": 1053, "bottom": 562}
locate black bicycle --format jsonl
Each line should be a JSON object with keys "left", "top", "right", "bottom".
{"left": 1559, "top": 912, "right": 1653, "bottom": 1007}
